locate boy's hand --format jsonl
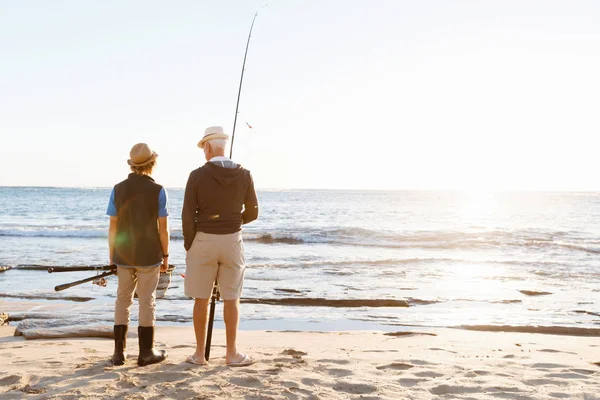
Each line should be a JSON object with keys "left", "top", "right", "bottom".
{"left": 160, "top": 257, "right": 169, "bottom": 273}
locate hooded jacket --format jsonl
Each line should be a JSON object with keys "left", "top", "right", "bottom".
{"left": 181, "top": 161, "right": 258, "bottom": 250}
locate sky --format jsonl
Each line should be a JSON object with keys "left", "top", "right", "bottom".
{"left": 1, "top": 0, "right": 599, "bottom": 190}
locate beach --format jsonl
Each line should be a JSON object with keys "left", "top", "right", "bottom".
{"left": 3, "top": 0, "right": 600, "bottom": 397}
{"left": 1, "top": 322, "right": 599, "bottom": 399}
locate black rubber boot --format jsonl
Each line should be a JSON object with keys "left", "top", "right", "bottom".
{"left": 137, "top": 326, "right": 167, "bottom": 367}
{"left": 111, "top": 325, "right": 128, "bottom": 366}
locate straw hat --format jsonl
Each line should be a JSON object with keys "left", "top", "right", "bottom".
{"left": 197, "top": 126, "right": 230, "bottom": 148}
{"left": 127, "top": 143, "right": 158, "bottom": 166}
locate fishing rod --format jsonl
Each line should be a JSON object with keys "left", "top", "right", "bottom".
{"left": 54, "top": 270, "right": 117, "bottom": 292}
{"left": 50, "top": 264, "right": 176, "bottom": 292}
{"left": 48, "top": 265, "right": 116, "bottom": 273}
{"left": 229, "top": 11, "right": 258, "bottom": 159}
{"left": 205, "top": 11, "right": 260, "bottom": 362}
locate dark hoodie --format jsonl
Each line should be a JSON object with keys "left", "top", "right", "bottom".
{"left": 182, "top": 161, "right": 259, "bottom": 250}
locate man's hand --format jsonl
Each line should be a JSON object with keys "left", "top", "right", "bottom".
{"left": 160, "top": 257, "right": 169, "bottom": 273}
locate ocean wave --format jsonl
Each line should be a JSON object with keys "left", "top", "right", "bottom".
{"left": 246, "top": 234, "right": 305, "bottom": 244}
{"left": 0, "top": 227, "right": 107, "bottom": 239}
{"left": 2, "top": 224, "right": 599, "bottom": 255}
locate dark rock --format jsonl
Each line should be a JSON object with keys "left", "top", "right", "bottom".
{"left": 519, "top": 290, "right": 552, "bottom": 296}
{"left": 240, "top": 298, "right": 409, "bottom": 308}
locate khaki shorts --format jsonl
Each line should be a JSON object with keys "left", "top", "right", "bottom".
{"left": 184, "top": 231, "right": 245, "bottom": 300}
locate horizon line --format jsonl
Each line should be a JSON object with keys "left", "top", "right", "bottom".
{"left": 2, "top": 185, "right": 600, "bottom": 194}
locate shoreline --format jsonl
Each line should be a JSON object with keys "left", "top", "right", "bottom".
{"left": 3, "top": 298, "right": 600, "bottom": 338}
{"left": 1, "top": 325, "right": 599, "bottom": 399}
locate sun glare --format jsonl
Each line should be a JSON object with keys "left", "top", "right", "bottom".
{"left": 459, "top": 191, "right": 499, "bottom": 221}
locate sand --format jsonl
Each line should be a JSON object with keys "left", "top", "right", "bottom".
{"left": 1, "top": 325, "right": 599, "bottom": 399}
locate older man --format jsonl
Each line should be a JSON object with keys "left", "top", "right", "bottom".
{"left": 107, "top": 143, "right": 169, "bottom": 366}
{"left": 182, "top": 126, "right": 259, "bottom": 366}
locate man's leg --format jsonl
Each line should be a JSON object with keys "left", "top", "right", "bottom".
{"left": 192, "top": 298, "right": 210, "bottom": 362}
{"left": 218, "top": 232, "right": 248, "bottom": 365}
{"left": 135, "top": 266, "right": 160, "bottom": 326}
{"left": 115, "top": 267, "right": 137, "bottom": 325}
{"left": 223, "top": 299, "right": 243, "bottom": 363}
{"left": 135, "top": 266, "right": 167, "bottom": 366}
{"left": 113, "top": 267, "right": 136, "bottom": 365}
{"left": 185, "top": 232, "right": 218, "bottom": 364}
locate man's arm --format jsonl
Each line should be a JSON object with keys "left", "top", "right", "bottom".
{"left": 107, "top": 188, "right": 118, "bottom": 265}
{"left": 158, "top": 217, "right": 169, "bottom": 272}
{"left": 181, "top": 172, "right": 198, "bottom": 251}
{"left": 109, "top": 216, "right": 118, "bottom": 265}
{"left": 242, "top": 172, "right": 259, "bottom": 224}
{"left": 157, "top": 187, "right": 170, "bottom": 271}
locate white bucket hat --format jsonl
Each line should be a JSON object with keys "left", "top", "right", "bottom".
{"left": 197, "top": 126, "right": 230, "bottom": 148}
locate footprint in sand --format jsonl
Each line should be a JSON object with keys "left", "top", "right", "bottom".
{"left": 486, "top": 386, "right": 524, "bottom": 394}
{"left": 315, "top": 358, "right": 350, "bottom": 365}
{"left": 331, "top": 382, "right": 377, "bottom": 395}
{"left": 230, "top": 376, "right": 263, "bottom": 388}
{"left": 429, "top": 347, "right": 457, "bottom": 354}
{"left": 376, "top": 363, "right": 414, "bottom": 371}
{"left": 117, "top": 374, "right": 138, "bottom": 389}
{"left": 537, "top": 349, "right": 576, "bottom": 355}
{"left": 531, "top": 363, "right": 567, "bottom": 369}
{"left": 547, "top": 393, "right": 571, "bottom": 399}
{"left": 20, "top": 384, "right": 47, "bottom": 395}
{"left": 409, "top": 359, "right": 436, "bottom": 366}
{"left": 0, "top": 374, "right": 25, "bottom": 386}
{"left": 138, "top": 371, "right": 192, "bottom": 384}
{"left": 301, "top": 378, "right": 322, "bottom": 386}
{"left": 262, "top": 367, "right": 283, "bottom": 375}
{"left": 287, "top": 386, "right": 316, "bottom": 398}
{"left": 274, "top": 357, "right": 306, "bottom": 365}
{"left": 524, "top": 378, "right": 555, "bottom": 386}
{"left": 429, "top": 384, "right": 482, "bottom": 395}
{"left": 414, "top": 371, "right": 444, "bottom": 378}
{"left": 322, "top": 368, "right": 353, "bottom": 377}
{"left": 570, "top": 368, "right": 597, "bottom": 375}
{"left": 398, "top": 378, "right": 428, "bottom": 387}
{"left": 545, "top": 372, "right": 591, "bottom": 380}
{"left": 282, "top": 349, "right": 307, "bottom": 356}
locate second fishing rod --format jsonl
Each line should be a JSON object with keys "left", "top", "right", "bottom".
{"left": 204, "top": 11, "right": 259, "bottom": 362}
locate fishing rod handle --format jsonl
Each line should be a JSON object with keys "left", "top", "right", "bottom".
{"left": 48, "top": 265, "right": 116, "bottom": 273}
{"left": 54, "top": 270, "right": 116, "bottom": 292}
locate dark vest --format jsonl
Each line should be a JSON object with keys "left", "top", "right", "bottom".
{"left": 112, "top": 173, "right": 163, "bottom": 267}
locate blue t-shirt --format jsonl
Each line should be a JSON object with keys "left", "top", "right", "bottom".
{"left": 107, "top": 187, "right": 169, "bottom": 217}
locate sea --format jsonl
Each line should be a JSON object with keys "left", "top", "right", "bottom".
{"left": 1, "top": 187, "right": 599, "bottom": 333}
